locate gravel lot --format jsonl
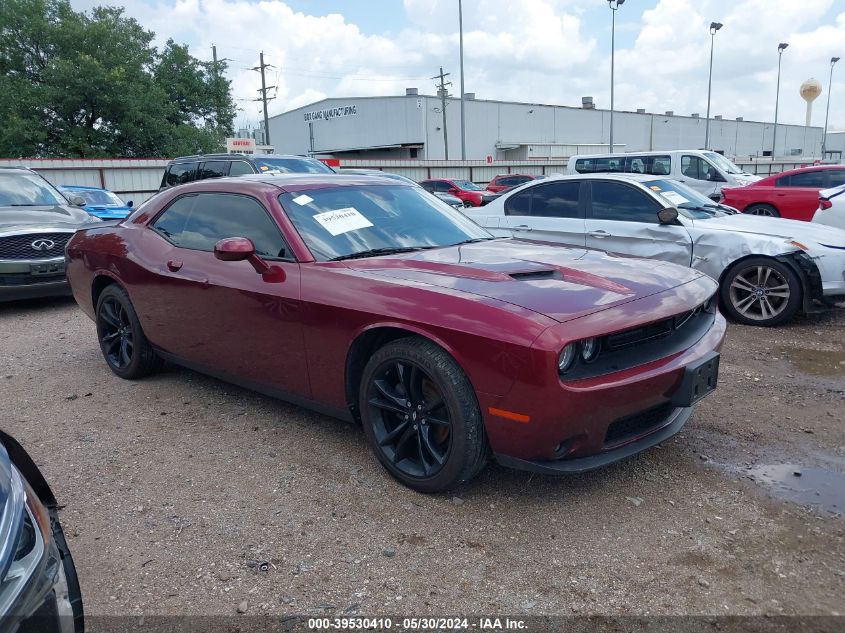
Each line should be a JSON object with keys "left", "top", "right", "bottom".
{"left": 1, "top": 298, "right": 843, "bottom": 618}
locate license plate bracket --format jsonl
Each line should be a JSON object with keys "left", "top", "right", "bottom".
{"left": 672, "top": 352, "right": 719, "bottom": 407}
{"left": 29, "top": 261, "right": 65, "bottom": 276}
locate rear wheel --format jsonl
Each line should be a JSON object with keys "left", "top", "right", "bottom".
{"left": 359, "top": 337, "right": 489, "bottom": 492}
{"left": 95, "top": 285, "right": 161, "bottom": 378}
{"left": 463, "top": 200, "right": 474, "bottom": 208}
{"left": 719, "top": 257, "right": 802, "bottom": 326}
{"left": 745, "top": 203, "right": 780, "bottom": 217}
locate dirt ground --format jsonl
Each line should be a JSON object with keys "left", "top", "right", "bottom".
{"left": 1, "top": 297, "right": 843, "bottom": 618}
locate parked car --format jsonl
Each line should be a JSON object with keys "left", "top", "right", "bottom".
{"left": 342, "top": 169, "right": 465, "bottom": 209}
{"left": 58, "top": 185, "right": 133, "bottom": 219}
{"left": 566, "top": 150, "right": 761, "bottom": 200}
{"left": 720, "top": 165, "right": 845, "bottom": 220}
{"left": 0, "top": 429, "right": 84, "bottom": 632}
{"left": 159, "top": 153, "right": 334, "bottom": 191}
{"left": 66, "top": 173, "right": 723, "bottom": 492}
{"left": 813, "top": 183, "right": 845, "bottom": 230}
{"left": 486, "top": 174, "right": 537, "bottom": 193}
{"left": 419, "top": 178, "right": 498, "bottom": 207}
{"left": 0, "top": 167, "right": 97, "bottom": 302}
{"left": 465, "top": 173, "right": 845, "bottom": 327}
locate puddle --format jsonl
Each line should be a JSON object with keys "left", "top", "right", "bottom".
{"left": 776, "top": 346, "right": 845, "bottom": 377}
{"left": 747, "top": 463, "right": 845, "bottom": 515}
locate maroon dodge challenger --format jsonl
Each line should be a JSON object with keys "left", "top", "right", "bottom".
{"left": 65, "top": 174, "right": 725, "bottom": 492}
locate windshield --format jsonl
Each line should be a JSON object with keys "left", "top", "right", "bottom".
{"left": 703, "top": 152, "right": 743, "bottom": 175}
{"left": 0, "top": 172, "right": 67, "bottom": 206}
{"left": 643, "top": 179, "right": 729, "bottom": 219}
{"left": 454, "top": 180, "right": 483, "bottom": 191}
{"left": 281, "top": 184, "right": 492, "bottom": 261}
{"left": 253, "top": 157, "right": 335, "bottom": 174}
{"left": 65, "top": 189, "right": 124, "bottom": 206}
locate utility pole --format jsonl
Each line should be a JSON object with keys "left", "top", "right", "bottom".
{"left": 432, "top": 67, "right": 452, "bottom": 159}
{"left": 458, "top": 0, "right": 466, "bottom": 159}
{"left": 251, "top": 52, "right": 275, "bottom": 147}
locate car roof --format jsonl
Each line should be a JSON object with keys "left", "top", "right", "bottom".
{"left": 59, "top": 184, "right": 110, "bottom": 191}
{"left": 172, "top": 173, "right": 412, "bottom": 194}
{"left": 169, "top": 153, "right": 317, "bottom": 163}
{"left": 0, "top": 166, "right": 36, "bottom": 173}
{"left": 770, "top": 164, "right": 845, "bottom": 177}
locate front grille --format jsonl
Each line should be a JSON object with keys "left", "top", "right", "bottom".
{"left": 604, "top": 402, "right": 675, "bottom": 447}
{"left": 0, "top": 233, "right": 72, "bottom": 260}
{"left": 0, "top": 273, "right": 65, "bottom": 286}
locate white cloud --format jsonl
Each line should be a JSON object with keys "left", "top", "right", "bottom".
{"left": 69, "top": 0, "right": 845, "bottom": 136}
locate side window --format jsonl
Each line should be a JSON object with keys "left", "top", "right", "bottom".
{"left": 420, "top": 181, "right": 435, "bottom": 193}
{"left": 681, "top": 155, "right": 720, "bottom": 181}
{"left": 152, "top": 193, "right": 288, "bottom": 259}
{"left": 198, "top": 161, "right": 230, "bottom": 180}
{"left": 595, "top": 157, "right": 623, "bottom": 172}
{"left": 786, "top": 171, "right": 829, "bottom": 188}
{"left": 151, "top": 195, "right": 195, "bottom": 241}
{"left": 434, "top": 181, "right": 452, "bottom": 193}
{"left": 590, "top": 181, "right": 661, "bottom": 223}
{"left": 228, "top": 161, "right": 255, "bottom": 176}
{"left": 626, "top": 157, "right": 646, "bottom": 174}
{"left": 574, "top": 159, "right": 593, "bottom": 173}
{"left": 649, "top": 156, "right": 671, "bottom": 176}
{"left": 827, "top": 170, "right": 845, "bottom": 188}
{"left": 504, "top": 189, "right": 532, "bottom": 216}
{"left": 530, "top": 182, "right": 581, "bottom": 218}
{"left": 512, "top": 176, "right": 532, "bottom": 185}
{"left": 164, "top": 162, "right": 198, "bottom": 187}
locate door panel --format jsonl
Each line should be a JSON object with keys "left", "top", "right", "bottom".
{"left": 499, "top": 180, "right": 587, "bottom": 247}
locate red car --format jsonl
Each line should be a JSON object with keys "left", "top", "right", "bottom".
{"left": 65, "top": 174, "right": 724, "bottom": 492}
{"left": 419, "top": 178, "right": 496, "bottom": 207}
{"left": 721, "top": 165, "right": 845, "bottom": 221}
{"left": 486, "top": 174, "right": 537, "bottom": 193}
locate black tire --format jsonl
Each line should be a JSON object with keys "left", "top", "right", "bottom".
{"left": 719, "top": 257, "right": 802, "bottom": 326}
{"left": 359, "top": 337, "right": 489, "bottom": 493}
{"left": 463, "top": 200, "right": 474, "bottom": 208}
{"left": 95, "top": 284, "right": 161, "bottom": 379}
{"left": 744, "top": 203, "right": 780, "bottom": 217}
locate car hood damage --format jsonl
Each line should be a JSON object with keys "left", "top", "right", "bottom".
{"left": 346, "top": 239, "right": 707, "bottom": 322}
{"left": 690, "top": 214, "right": 845, "bottom": 248}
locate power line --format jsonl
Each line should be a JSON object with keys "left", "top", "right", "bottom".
{"left": 250, "top": 51, "right": 275, "bottom": 146}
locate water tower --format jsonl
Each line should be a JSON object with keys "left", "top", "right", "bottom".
{"left": 800, "top": 78, "right": 823, "bottom": 126}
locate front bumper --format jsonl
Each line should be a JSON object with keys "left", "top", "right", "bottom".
{"left": 0, "top": 257, "right": 70, "bottom": 302}
{"left": 495, "top": 405, "right": 692, "bottom": 474}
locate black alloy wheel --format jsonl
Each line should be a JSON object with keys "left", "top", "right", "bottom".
{"left": 95, "top": 285, "right": 161, "bottom": 379}
{"left": 360, "top": 337, "right": 489, "bottom": 492}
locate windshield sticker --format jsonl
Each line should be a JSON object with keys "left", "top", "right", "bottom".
{"left": 649, "top": 185, "right": 662, "bottom": 191}
{"left": 313, "top": 207, "right": 373, "bottom": 236}
{"left": 659, "top": 191, "right": 689, "bottom": 206}
{"left": 292, "top": 194, "right": 314, "bottom": 206}
{"left": 259, "top": 165, "right": 269, "bottom": 171}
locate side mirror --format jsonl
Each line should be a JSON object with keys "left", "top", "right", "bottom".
{"left": 126, "top": 200, "right": 134, "bottom": 208}
{"left": 214, "top": 236, "right": 255, "bottom": 262}
{"left": 71, "top": 195, "right": 87, "bottom": 207}
{"left": 214, "top": 237, "right": 285, "bottom": 282}
{"left": 657, "top": 207, "right": 679, "bottom": 224}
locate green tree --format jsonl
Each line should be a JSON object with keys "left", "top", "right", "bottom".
{"left": 0, "top": 0, "right": 235, "bottom": 157}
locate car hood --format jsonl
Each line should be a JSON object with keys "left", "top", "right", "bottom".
{"left": 688, "top": 213, "right": 845, "bottom": 247}
{"left": 345, "top": 239, "right": 706, "bottom": 322}
{"left": 0, "top": 204, "right": 93, "bottom": 231}
{"left": 731, "top": 174, "right": 762, "bottom": 185}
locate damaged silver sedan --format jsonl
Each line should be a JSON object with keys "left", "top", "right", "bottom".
{"left": 466, "top": 173, "right": 845, "bottom": 327}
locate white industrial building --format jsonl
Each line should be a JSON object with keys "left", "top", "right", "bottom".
{"left": 267, "top": 90, "right": 826, "bottom": 161}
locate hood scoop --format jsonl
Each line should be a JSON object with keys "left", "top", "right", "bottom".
{"left": 509, "top": 269, "right": 563, "bottom": 281}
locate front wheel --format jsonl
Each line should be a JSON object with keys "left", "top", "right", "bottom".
{"left": 95, "top": 284, "right": 162, "bottom": 378}
{"left": 463, "top": 200, "right": 474, "bottom": 208}
{"left": 359, "top": 337, "right": 489, "bottom": 492}
{"left": 719, "top": 257, "right": 802, "bottom": 326}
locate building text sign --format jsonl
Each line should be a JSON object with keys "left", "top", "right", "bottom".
{"left": 304, "top": 105, "right": 358, "bottom": 123}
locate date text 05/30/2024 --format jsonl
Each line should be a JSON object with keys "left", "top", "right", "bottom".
{"left": 307, "top": 617, "right": 528, "bottom": 630}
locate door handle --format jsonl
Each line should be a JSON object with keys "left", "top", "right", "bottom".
{"left": 512, "top": 224, "right": 533, "bottom": 231}
{"left": 167, "top": 259, "right": 183, "bottom": 272}
{"left": 587, "top": 230, "right": 610, "bottom": 238}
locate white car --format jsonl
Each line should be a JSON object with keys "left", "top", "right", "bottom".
{"left": 813, "top": 184, "right": 845, "bottom": 230}
{"left": 465, "top": 173, "right": 845, "bottom": 327}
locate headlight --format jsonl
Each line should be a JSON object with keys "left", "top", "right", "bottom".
{"left": 0, "top": 468, "right": 50, "bottom": 615}
{"left": 558, "top": 344, "right": 577, "bottom": 373}
{"left": 581, "top": 337, "right": 599, "bottom": 363}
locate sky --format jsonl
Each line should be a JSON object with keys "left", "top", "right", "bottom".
{"left": 69, "top": 0, "right": 845, "bottom": 133}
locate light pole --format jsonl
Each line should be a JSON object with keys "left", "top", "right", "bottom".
{"left": 772, "top": 42, "right": 788, "bottom": 158}
{"left": 822, "top": 56, "right": 840, "bottom": 158}
{"left": 608, "top": 0, "right": 625, "bottom": 152}
{"left": 458, "top": 0, "right": 466, "bottom": 160}
{"left": 704, "top": 22, "right": 723, "bottom": 150}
